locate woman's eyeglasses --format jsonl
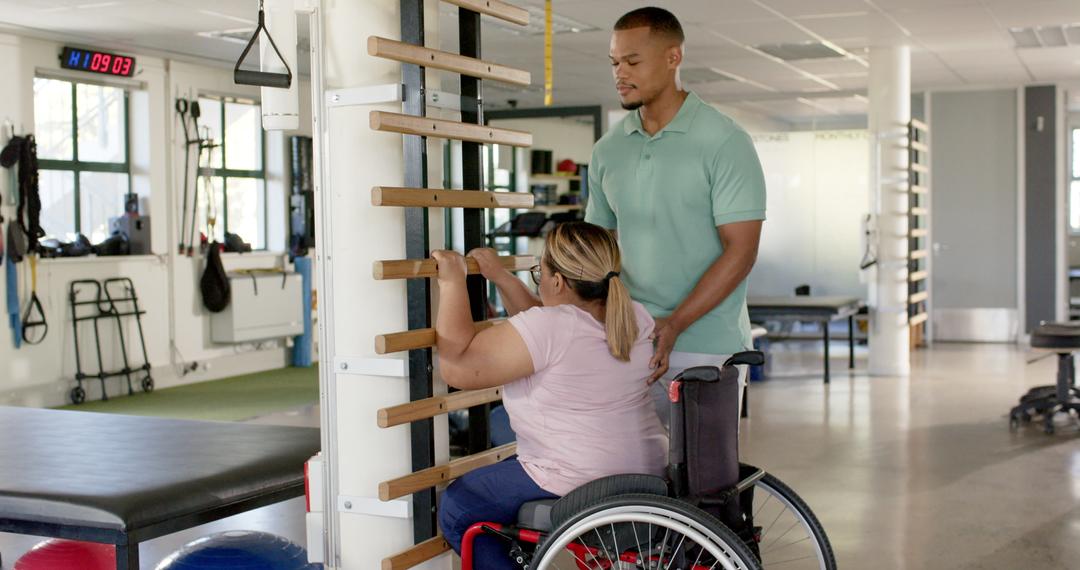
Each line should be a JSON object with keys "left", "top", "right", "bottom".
{"left": 529, "top": 265, "right": 542, "bottom": 285}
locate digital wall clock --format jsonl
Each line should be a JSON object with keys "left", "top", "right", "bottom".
{"left": 60, "top": 46, "right": 136, "bottom": 77}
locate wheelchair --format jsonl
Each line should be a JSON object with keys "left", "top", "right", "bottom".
{"left": 460, "top": 351, "right": 836, "bottom": 570}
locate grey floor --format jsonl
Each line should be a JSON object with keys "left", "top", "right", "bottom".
{"left": 3, "top": 342, "right": 1079, "bottom": 569}
{"left": 743, "top": 341, "right": 1080, "bottom": 570}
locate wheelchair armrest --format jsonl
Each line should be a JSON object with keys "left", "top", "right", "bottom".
{"left": 723, "top": 351, "right": 764, "bottom": 368}
{"left": 674, "top": 366, "right": 721, "bottom": 384}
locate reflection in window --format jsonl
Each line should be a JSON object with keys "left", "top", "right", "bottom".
{"left": 197, "top": 97, "right": 266, "bottom": 249}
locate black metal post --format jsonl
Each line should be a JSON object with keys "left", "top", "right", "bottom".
{"left": 401, "top": 0, "right": 436, "bottom": 542}
{"left": 823, "top": 320, "right": 831, "bottom": 384}
{"left": 459, "top": 6, "right": 491, "bottom": 454}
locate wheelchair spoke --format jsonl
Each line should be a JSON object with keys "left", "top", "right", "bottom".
{"left": 631, "top": 521, "right": 642, "bottom": 560}
{"left": 567, "top": 539, "right": 594, "bottom": 568}
{"left": 754, "top": 492, "right": 774, "bottom": 520}
{"left": 763, "top": 534, "right": 813, "bottom": 555}
{"left": 760, "top": 503, "right": 787, "bottom": 539}
{"left": 593, "top": 528, "right": 616, "bottom": 563}
{"left": 765, "top": 553, "right": 818, "bottom": 566}
{"left": 663, "top": 533, "right": 688, "bottom": 570}
{"left": 612, "top": 522, "right": 621, "bottom": 565}
{"left": 762, "top": 518, "right": 802, "bottom": 551}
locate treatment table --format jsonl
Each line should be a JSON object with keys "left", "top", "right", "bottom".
{"left": 0, "top": 407, "right": 320, "bottom": 569}
{"left": 748, "top": 296, "right": 865, "bottom": 383}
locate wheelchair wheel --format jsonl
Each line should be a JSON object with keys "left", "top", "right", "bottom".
{"left": 749, "top": 472, "right": 836, "bottom": 570}
{"left": 532, "top": 493, "right": 761, "bottom": 570}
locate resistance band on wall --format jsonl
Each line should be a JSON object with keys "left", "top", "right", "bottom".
{"left": 21, "top": 254, "right": 46, "bottom": 345}
{"left": 544, "top": 0, "right": 552, "bottom": 106}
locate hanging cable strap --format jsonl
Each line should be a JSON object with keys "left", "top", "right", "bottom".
{"left": 234, "top": 0, "right": 293, "bottom": 88}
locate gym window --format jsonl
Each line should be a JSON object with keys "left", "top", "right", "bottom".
{"left": 196, "top": 96, "right": 267, "bottom": 250}
{"left": 33, "top": 77, "right": 130, "bottom": 243}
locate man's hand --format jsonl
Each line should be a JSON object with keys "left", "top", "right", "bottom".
{"left": 649, "top": 317, "right": 681, "bottom": 383}
{"left": 467, "top": 248, "right": 508, "bottom": 282}
{"left": 431, "top": 250, "right": 467, "bottom": 285}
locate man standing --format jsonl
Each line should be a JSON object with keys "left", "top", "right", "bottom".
{"left": 586, "top": 7, "right": 766, "bottom": 415}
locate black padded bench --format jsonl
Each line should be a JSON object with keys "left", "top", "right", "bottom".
{"left": 1009, "top": 323, "right": 1080, "bottom": 434}
{"left": 0, "top": 407, "right": 320, "bottom": 569}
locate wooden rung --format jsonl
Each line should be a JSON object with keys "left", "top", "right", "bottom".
{"left": 910, "top": 228, "right": 928, "bottom": 238}
{"left": 911, "top": 207, "right": 929, "bottom": 216}
{"left": 910, "top": 119, "right": 929, "bottom": 132}
{"left": 371, "top": 111, "right": 532, "bottom": 147}
{"left": 382, "top": 535, "right": 451, "bottom": 570}
{"left": 910, "top": 312, "right": 929, "bottom": 326}
{"left": 910, "top": 270, "right": 928, "bottom": 282}
{"left": 911, "top": 249, "right": 929, "bottom": 260}
{"left": 910, "top": 185, "right": 929, "bottom": 194}
{"left": 910, "top": 141, "right": 929, "bottom": 153}
{"left": 376, "top": 319, "right": 504, "bottom": 354}
{"left": 372, "top": 186, "right": 533, "bottom": 209}
{"left": 910, "top": 291, "right": 929, "bottom": 304}
{"left": 373, "top": 255, "right": 534, "bottom": 280}
{"left": 379, "top": 387, "right": 503, "bottom": 428}
{"left": 380, "top": 443, "right": 517, "bottom": 500}
{"left": 442, "top": 0, "right": 529, "bottom": 26}
{"left": 910, "top": 163, "right": 929, "bottom": 174}
{"left": 368, "top": 36, "right": 530, "bottom": 86}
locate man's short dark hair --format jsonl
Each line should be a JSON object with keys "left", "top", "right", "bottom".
{"left": 614, "top": 7, "right": 685, "bottom": 44}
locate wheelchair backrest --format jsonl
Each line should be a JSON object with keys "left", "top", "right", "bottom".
{"left": 680, "top": 363, "right": 741, "bottom": 498}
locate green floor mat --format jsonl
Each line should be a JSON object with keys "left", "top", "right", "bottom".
{"left": 56, "top": 365, "right": 319, "bottom": 422}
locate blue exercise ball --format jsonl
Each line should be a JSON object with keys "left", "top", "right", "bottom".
{"left": 156, "top": 531, "right": 321, "bottom": 570}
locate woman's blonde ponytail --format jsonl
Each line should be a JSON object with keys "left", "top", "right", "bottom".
{"left": 603, "top": 274, "right": 638, "bottom": 361}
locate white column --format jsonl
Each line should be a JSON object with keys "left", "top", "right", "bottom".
{"left": 314, "top": 0, "right": 447, "bottom": 568}
{"left": 868, "top": 46, "right": 911, "bottom": 377}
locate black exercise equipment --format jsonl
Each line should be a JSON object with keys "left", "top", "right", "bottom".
{"left": 20, "top": 255, "right": 46, "bottom": 345}
{"left": 68, "top": 278, "right": 153, "bottom": 404}
{"left": 1009, "top": 322, "right": 1080, "bottom": 434}
{"left": 0, "top": 134, "right": 43, "bottom": 253}
{"left": 200, "top": 243, "right": 230, "bottom": 313}
{"left": 233, "top": 0, "right": 293, "bottom": 89}
{"left": 176, "top": 98, "right": 192, "bottom": 254}
{"left": 186, "top": 101, "right": 206, "bottom": 258}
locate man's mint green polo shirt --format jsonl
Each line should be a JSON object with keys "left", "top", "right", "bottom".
{"left": 585, "top": 92, "right": 766, "bottom": 355}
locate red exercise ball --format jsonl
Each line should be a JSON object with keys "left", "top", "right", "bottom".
{"left": 15, "top": 539, "right": 116, "bottom": 570}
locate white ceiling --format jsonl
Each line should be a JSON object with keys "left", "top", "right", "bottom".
{"left": 2, "top": 0, "right": 1080, "bottom": 124}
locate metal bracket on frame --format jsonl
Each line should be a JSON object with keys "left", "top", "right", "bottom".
{"left": 333, "top": 356, "right": 409, "bottom": 378}
{"left": 337, "top": 495, "right": 411, "bottom": 519}
{"left": 325, "top": 84, "right": 472, "bottom": 111}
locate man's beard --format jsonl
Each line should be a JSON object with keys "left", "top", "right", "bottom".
{"left": 621, "top": 99, "right": 643, "bottom": 110}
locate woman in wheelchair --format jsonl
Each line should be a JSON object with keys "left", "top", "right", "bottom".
{"left": 432, "top": 222, "right": 668, "bottom": 570}
{"left": 434, "top": 222, "right": 836, "bottom": 570}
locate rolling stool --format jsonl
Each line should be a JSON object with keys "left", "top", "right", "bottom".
{"left": 1009, "top": 322, "right": 1080, "bottom": 434}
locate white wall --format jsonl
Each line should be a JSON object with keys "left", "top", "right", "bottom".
{"left": 747, "top": 130, "right": 871, "bottom": 299}
{"left": 0, "top": 33, "right": 312, "bottom": 408}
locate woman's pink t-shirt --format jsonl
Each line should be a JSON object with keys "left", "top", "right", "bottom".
{"left": 505, "top": 302, "right": 668, "bottom": 496}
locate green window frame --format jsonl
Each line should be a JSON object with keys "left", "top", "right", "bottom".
{"left": 35, "top": 77, "right": 131, "bottom": 237}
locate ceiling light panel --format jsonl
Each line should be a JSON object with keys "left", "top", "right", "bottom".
{"left": 754, "top": 41, "right": 844, "bottom": 61}
{"left": 1010, "top": 24, "right": 1080, "bottom": 48}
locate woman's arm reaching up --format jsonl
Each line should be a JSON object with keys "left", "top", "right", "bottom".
{"left": 432, "top": 250, "right": 534, "bottom": 390}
